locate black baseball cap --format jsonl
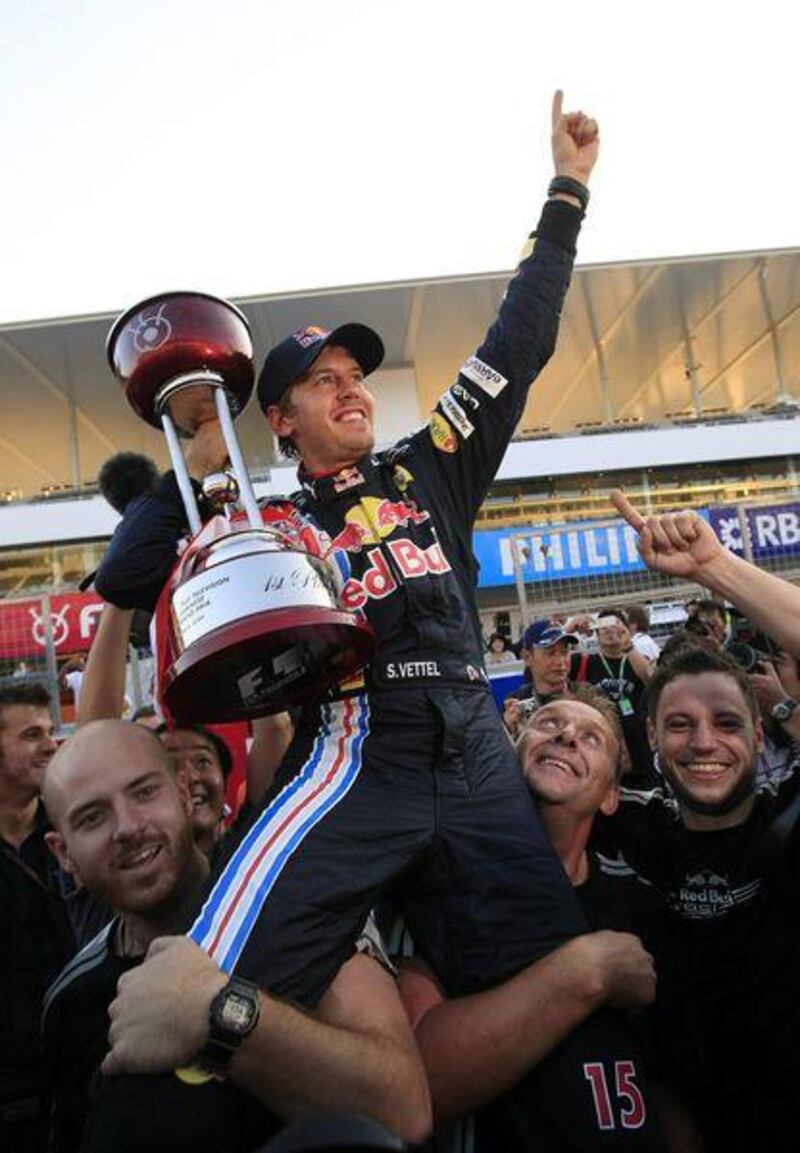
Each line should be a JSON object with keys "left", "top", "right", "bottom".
{"left": 256, "top": 323, "right": 385, "bottom": 411}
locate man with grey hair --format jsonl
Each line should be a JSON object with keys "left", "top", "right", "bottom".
{"left": 398, "top": 689, "right": 673, "bottom": 1151}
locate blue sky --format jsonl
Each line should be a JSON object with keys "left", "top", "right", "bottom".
{"left": 1, "top": 0, "right": 796, "bottom": 324}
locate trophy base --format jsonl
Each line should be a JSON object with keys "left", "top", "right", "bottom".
{"left": 162, "top": 606, "right": 375, "bottom": 723}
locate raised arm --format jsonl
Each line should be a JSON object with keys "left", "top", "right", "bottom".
{"left": 611, "top": 489, "right": 800, "bottom": 657}
{"left": 418, "top": 92, "right": 599, "bottom": 520}
{"left": 76, "top": 603, "right": 134, "bottom": 724}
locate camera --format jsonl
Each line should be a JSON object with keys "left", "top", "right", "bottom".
{"left": 726, "top": 641, "right": 768, "bottom": 674}
{"left": 518, "top": 698, "right": 539, "bottom": 719}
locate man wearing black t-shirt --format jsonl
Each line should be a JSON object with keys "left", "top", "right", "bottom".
{"left": 571, "top": 608, "right": 657, "bottom": 788}
{"left": 0, "top": 684, "right": 73, "bottom": 1153}
{"left": 398, "top": 689, "right": 672, "bottom": 1151}
{"left": 41, "top": 721, "right": 430, "bottom": 1152}
{"left": 597, "top": 647, "right": 800, "bottom": 1152}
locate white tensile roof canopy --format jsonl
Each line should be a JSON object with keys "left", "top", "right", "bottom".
{"left": 0, "top": 245, "right": 798, "bottom": 502}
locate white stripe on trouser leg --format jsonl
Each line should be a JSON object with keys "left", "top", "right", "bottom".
{"left": 188, "top": 696, "right": 369, "bottom": 973}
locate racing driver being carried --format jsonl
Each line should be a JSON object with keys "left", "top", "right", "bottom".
{"left": 94, "top": 99, "right": 659, "bottom": 1150}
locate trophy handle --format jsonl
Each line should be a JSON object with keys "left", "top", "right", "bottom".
{"left": 213, "top": 388, "right": 263, "bottom": 531}
{"left": 161, "top": 410, "right": 203, "bottom": 535}
{"left": 157, "top": 377, "right": 263, "bottom": 536}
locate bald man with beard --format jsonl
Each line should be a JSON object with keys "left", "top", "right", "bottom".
{"left": 41, "top": 722, "right": 430, "bottom": 1153}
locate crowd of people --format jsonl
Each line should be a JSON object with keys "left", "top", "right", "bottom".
{"left": 3, "top": 93, "right": 800, "bottom": 1153}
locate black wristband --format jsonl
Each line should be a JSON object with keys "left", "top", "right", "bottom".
{"left": 527, "top": 198, "right": 583, "bottom": 257}
{"left": 548, "top": 175, "right": 590, "bottom": 212}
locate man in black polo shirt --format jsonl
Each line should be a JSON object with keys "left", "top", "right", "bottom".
{"left": 0, "top": 684, "right": 73, "bottom": 1153}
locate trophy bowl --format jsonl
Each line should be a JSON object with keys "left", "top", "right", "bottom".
{"left": 107, "top": 291, "right": 254, "bottom": 428}
{"left": 157, "top": 524, "right": 375, "bottom": 722}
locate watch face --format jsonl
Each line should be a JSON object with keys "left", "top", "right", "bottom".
{"left": 220, "top": 991, "right": 258, "bottom": 1034}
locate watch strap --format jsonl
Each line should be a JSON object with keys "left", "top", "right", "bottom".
{"left": 196, "top": 975, "right": 261, "bottom": 1079}
{"left": 772, "top": 698, "right": 799, "bottom": 722}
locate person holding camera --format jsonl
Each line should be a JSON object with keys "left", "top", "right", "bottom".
{"left": 503, "top": 619, "right": 578, "bottom": 740}
{"left": 569, "top": 608, "right": 657, "bottom": 788}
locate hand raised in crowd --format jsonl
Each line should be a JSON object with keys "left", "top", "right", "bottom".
{"left": 774, "top": 650, "right": 800, "bottom": 701}
{"left": 611, "top": 489, "right": 728, "bottom": 582}
{"left": 749, "top": 659, "right": 788, "bottom": 714}
{"left": 503, "top": 697, "right": 527, "bottom": 741}
{"left": 597, "top": 616, "right": 633, "bottom": 651}
{"left": 564, "top": 612, "right": 594, "bottom": 636}
{"left": 551, "top": 90, "right": 599, "bottom": 185}
{"left": 103, "top": 937, "right": 227, "bottom": 1075}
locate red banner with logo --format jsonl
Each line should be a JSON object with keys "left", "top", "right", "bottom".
{"left": 0, "top": 593, "right": 105, "bottom": 660}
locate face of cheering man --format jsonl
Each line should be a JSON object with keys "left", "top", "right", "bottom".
{"left": 648, "top": 670, "right": 763, "bottom": 830}
{"left": 519, "top": 699, "right": 621, "bottom": 821}
{"left": 44, "top": 721, "right": 205, "bottom": 919}
{"left": 266, "top": 346, "right": 376, "bottom": 474}
{"left": 158, "top": 727, "right": 226, "bottom": 854}
{"left": 0, "top": 701, "right": 58, "bottom": 800}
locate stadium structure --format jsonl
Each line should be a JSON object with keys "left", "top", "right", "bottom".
{"left": 0, "top": 242, "right": 799, "bottom": 712}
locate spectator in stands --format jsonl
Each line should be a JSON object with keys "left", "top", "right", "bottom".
{"left": 41, "top": 721, "right": 431, "bottom": 1152}
{"left": 398, "top": 688, "right": 675, "bottom": 1151}
{"left": 570, "top": 607, "right": 657, "bottom": 787}
{"left": 503, "top": 618, "right": 578, "bottom": 738}
{"left": 486, "top": 632, "right": 516, "bottom": 665}
{"left": 0, "top": 684, "right": 73, "bottom": 1153}
{"left": 626, "top": 604, "right": 660, "bottom": 662}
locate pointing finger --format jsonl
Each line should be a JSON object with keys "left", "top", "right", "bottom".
{"left": 552, "top": 89, "right": 564, "bottom": 129}
{"left": 611, "top": 489, "right": 646, "bottom": 532}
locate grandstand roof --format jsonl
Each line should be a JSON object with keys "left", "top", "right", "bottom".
{"left": 0, "top": 246, "right": 798, "bottom": 502}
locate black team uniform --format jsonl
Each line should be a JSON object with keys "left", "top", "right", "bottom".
{"left": 42, "top": 919, "right": 391, "bottom": 1153}
{"left": 93, "top": 199, "right": 665, "bottom": 1152}
{"left": 595, "top": 766, "right": 800, "bottom": 1153}
{"left": 1, "top": 806, "right": 75, "bottom": 1153}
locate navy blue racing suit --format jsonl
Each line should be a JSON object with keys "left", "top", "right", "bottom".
{"left": 95, "top": 198, "right": 668, "bottom": 1152}
{"left": 97, "top": 199, "right": 588, "bottom": 1004}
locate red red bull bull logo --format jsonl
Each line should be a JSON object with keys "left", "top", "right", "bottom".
{"left": 327, "top": 497, "right": 430, "bottom": 554}
{"left": 340, "top": 541, "right": 452, "bottom": 611}
{"left": 329, "top": 521, "right": 372, "bottom": 553}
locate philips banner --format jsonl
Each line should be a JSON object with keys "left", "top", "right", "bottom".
{"left": 473, "top": 501, "right": 800, "bottom": 591}
{"left": 473, "top": 512, "right": 709, "bottom": 588}
{"left": 706, "top": 501, "right": 800, "bottom": 562}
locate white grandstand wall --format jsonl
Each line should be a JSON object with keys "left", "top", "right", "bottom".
{"left": 2, "top": 414, "right": 799, "bottom": 551}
